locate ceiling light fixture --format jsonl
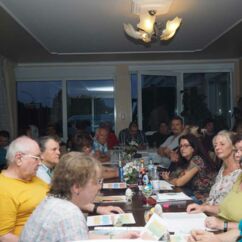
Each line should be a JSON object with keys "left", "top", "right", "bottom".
{"left": 124, "top": 0, "right": 182, "bottom": 43}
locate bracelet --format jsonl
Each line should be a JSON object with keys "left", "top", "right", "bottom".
{"left": 224, "top": 220, "right": 228, "bottom": 232}
{"left": 92, "top": 204, "right": 98, "bottom": 214}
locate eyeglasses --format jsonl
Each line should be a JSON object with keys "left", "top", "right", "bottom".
{"left": 22, "top": 154, "right": 41, "bottom": 162}
{"left": 96, "top": 178, "right": 104, "bottom": 185}
{"left": 179, "top": 144, "right": 191, "bottom": 149}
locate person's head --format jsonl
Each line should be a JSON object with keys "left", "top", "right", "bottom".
{"left": 179, "top": 134, "right": 200, "bottom": 160}
{"left": 129, "top": 121, "right": 139, "bottom": 136}
{"left": 46, "top": 124, "right": 58, "bottom": 137}
{"left": 49, "top": 152, "right": 102, "bottom": 206}
{"left": 213, "top": 130, "right": 235, "bottom": 161}
{"left": 171, "top": 116, "right": 184, "bottom": 136}
{"left": 159, "top": 121, "right": 169, "bottom": 135}
{"left": 95, "top": 127, "right": 108, "bottom": 145}
{"left": 0, "top": 130, "right": 10, "bottom": 148}
{"left": 203, "top": 118, "right": 215, "bottom": 134}
{"left": 72, "top": 132, "right": 93, "bottom": 155}
{"left": 233, "top": 134, "right": 242, "bottom": 162}
{"left": 6, "top": 136, "right": 41, "bottom": 180}
{"left": 39, "top": 136, "right": 60, "bottom": 168}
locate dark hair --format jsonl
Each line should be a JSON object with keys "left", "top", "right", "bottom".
{"left": 171, "top": 116, "right": 184, "bottom": 125}
{"left": 38, "top": 136, "right": 60, "bottom": 152}
{"left": 49, "top": 152, "right": 101, "bottom": 200}
{"left": 129, "top": 121, "right": 138, "bottom": 129}
{"left": 232, "top": 134, "right": 242, "bottom": 145}
{"left": 0, "top": 130, "right": 10, "bottom": 138}
{"left": 72, "top": 132, "right": 93, "bottom": 152}
{"left": 178, "top": 133, "right": 215, "bottom": 170}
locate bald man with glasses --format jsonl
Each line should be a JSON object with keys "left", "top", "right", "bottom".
{"left": 0, "top": 136, "right": 49, "bottom": 242}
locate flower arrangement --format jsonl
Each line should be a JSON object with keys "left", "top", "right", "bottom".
{"left": 123, "top": 141, "right": 138, "bottom": 161}
{"left": 123, "top": 161, "right": 140, "bottom": 184}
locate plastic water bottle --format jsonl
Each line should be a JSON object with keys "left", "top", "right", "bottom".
{"left": 118, "top": 160, "right": 124, "bottom": 182}
{"left": 148, "top": 159, "right": 154, "bottom": 178}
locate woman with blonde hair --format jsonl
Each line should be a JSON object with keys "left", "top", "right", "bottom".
{"left": 205, "top": 130, "right": 241, "bottom": 205}
{"left": 20, "top": 152, "right": 139, "bottom": 242}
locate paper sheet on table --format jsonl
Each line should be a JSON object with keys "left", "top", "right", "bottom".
{"left": 94, "top": 195, "right": 127, "bottom": 203}
{"left": 102, "top": 182, "right": 127, "bottom": 189}
{"left": 158, "top": 180, "right": 174, "bottom": 190}
{"left": 92, "top": 226, "right": 144, "bottom": 235}
{"left": 156, "top": 192, "right": 192, "bottom": 202}
{"left": 161, "top": 212, "right": 207, "bottom": 233}
{"left": 87, "top": 213, "right": 135, "bottom": 227}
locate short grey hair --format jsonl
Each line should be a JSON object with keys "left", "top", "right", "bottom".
{"left": 38, "top": 136, "right": 60, "bottom": 152}
{"left": 6, "top": 136, "right": 39, "bottom": 165}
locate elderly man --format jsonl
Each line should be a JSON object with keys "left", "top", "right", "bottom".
{"left": 158, "top": 116, "right": 185, "bottom": 168}
{"left": 93, "top": 127, "right": 110, "bottom": 162}
{"left": 37, "top": 136, "right": 60, "bottom": 184}
{"left": 0, "top": 136, "right": 49, "bottom": 242}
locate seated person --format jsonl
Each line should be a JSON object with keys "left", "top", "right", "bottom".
{"left": 119, "top": 121, "right": 147, "bottom": 150}
{"left": 93, "top": 127, "right": 110, "bottom": 162}
{"left": 161, "top": 134, "right": 216, "bottom": 202}
{"left": 157, "top": 116, "right": 185, "bottom": 168}
{"left": 19, "top": 152, "right": 139, "bottom": 241}
{"left": 148, "top": 121, "right": 170, "bottom": 148}
{"left": 100, "top": 121, "right": 119, "bottom": 149}
{"left": 72, "top": 132, "right": 118, "bottom": 179}
{"left": 187, "top": 171, "right": 242, "bottom": 231}
{"left": 0, "top": 130, "right": 10, "bottom": 170}
{"left": 0, "top": 136, "right": 49, "bottom": 241}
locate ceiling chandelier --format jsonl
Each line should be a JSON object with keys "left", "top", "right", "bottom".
{"left": 124, "top": 0, "right": 182, "bottom": 43}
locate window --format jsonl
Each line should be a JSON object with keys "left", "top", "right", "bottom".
{"left": 67, "top": 80, "right": 114, "bottom": 135}
{"left": 17, "top": 81, "right": 62, "bottom": 136}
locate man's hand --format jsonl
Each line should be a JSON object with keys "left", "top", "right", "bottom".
{"left": 186, "top": 203, "right": 205, "bottom": 213}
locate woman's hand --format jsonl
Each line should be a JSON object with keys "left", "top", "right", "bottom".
{"left": 188, "top": 230, "right": 220, "bottom": 242}
{"left": 205, "top": 216, "right": 224, "bottom": 230}
{"left": 97, "top": 205, "right": 124, "bottom": 215}
{"left": 186, "top": 203, "right": 205, "bottom": 213}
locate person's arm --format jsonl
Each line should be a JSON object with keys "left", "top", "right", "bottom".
{"left": 188, "top": 229, "right": 240, "bottom": 242}
{"left": 205, "top": 216, "right": 239, "bottom": 230}
{"left": 81, "top": 203, "right": 124, "bottom": 214}
{"left": 0, "top": 233, "right": 19, "bottom": 242}
{"left": 187, "top": 203, "right": 220, "bottom": 215}
{"left": 169, "top": 167, "right": 199, "bottom": 187}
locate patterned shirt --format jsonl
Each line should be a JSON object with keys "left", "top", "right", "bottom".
{"left": 206, "top": 166, "right": 242, "bottom": 205}
{"left": 19, "top": 196, "right": 88, "bottom": 242}
{"left": 118, "top": 128, "right": 147, "bottom": 146}
{"left": 93, "top": 139, "right": 108, "bottom": 154}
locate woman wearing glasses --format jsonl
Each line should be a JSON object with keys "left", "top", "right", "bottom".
{"left": 161, "top": 133, "right": 216, "bottom": 202}
{"left": 20, "top": 152, "right": 139, "bottom": 242}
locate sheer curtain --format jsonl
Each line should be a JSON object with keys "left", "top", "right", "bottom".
{"left": 0, "top": 58, "right": 17, "bottom": 138}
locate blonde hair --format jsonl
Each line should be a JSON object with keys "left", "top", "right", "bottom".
{"left": 212, "top": 130, "right": 235, "bottom": 148}
{"left": 49, "top": 152, "right": 101, "bottom": 199}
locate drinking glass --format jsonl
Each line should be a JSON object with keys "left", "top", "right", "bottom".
{"left": 141, "top": 185, "right": 153, "bottom": 207}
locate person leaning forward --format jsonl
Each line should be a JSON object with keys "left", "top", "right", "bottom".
{"left": 0, "top": 136, "right": 49, "bottom": 242}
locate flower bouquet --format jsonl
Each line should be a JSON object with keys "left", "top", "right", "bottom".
{"left": 123, "top": 141, "right": 138, "bottom": 161}
{"left": 123, "top": 161, "right": 139, "bottom": 185}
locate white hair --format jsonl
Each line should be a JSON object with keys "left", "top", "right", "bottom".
{"left": 6, "top": 136, "right": 39, "bottom": 165}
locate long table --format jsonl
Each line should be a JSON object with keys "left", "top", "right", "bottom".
{"left": 95, "top": 179, "right": 193, "bottom": 227}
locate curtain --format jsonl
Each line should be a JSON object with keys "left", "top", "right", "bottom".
{"left": 0, "top": 58, "right": 17, "bottom": 138}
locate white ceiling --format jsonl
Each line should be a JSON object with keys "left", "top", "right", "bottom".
{"left": 0, "top": 0, "right": 242, "bottom": 63}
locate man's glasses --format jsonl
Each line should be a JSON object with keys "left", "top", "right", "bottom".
{"left": 22, "top": 154, "right": 42, "bottom": 162}
{"left": 96, "top": 178, "right": 104, "bottom": 185}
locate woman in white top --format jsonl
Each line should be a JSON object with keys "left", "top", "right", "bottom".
{"left": 205, "top": 130, "right": 241, "bottom": 205}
